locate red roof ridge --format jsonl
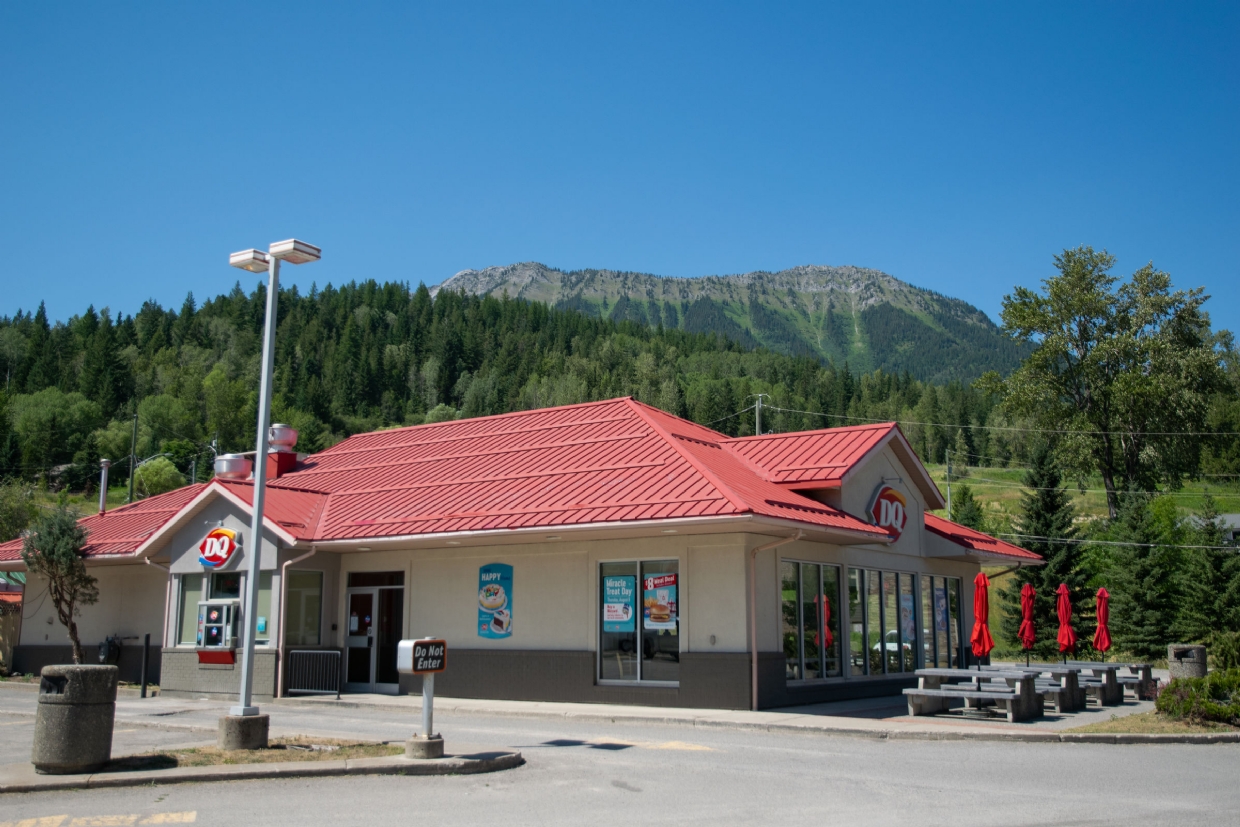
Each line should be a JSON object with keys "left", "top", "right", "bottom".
{"left": 292, "top": 431, "right": 649, "bottom": 478}
{"left": 623, "top": 399, "right": 750, "bottom": 514}
{"left": 325, "top": 398, "right": 630, "bottom": 446}
{"left": 724, "top": 421, "right": 896, "bottom": 444}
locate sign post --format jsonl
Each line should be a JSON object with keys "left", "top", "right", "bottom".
{"left": 397, "top": 637, "right": 447, "bottom": 759}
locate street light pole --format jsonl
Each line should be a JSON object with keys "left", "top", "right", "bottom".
{"left": 233, "top": 252, "right": 280, "bottom": 717}
{"left": 226, "top": 240, "right": 320, "bottom": 731}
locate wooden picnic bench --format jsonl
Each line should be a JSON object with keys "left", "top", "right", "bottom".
{"left": 904, "top": 669, "right": 1044, "bottom": 723}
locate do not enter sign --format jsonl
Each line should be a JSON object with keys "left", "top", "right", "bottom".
{"left": 397, "top": 639, "right": 447, "bottom": 674}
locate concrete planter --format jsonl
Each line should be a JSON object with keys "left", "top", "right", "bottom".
{"left": 32, "top": 664, "right": 119, "bottom": 775}
{"left": 1168, "top": 644, "right": 1208, "bottom": 680}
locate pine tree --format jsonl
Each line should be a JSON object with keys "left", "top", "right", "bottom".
{"left": 950, "top": 482, "right": 986, "bottom": 531}
{"left": 1108, "top": 494, "right": 1182, "bottom": 659}
{"left": 997, "top": 443, "right": 1083, "bottom": 658}
{"left": 1174, "top": 493, "right": 1239, "bottom": 642}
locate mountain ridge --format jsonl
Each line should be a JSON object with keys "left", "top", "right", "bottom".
{"left": 434, "top": 262, "right": 1029, "bottom": 382}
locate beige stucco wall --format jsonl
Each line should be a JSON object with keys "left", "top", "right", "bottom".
{"left": 19, "top": 563, "right": 168, "bottom": 648}
{"left": 334, "top": 533, "right": 756, "bottom": 657}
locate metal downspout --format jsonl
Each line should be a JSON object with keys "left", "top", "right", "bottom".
{"left": 749, "top": 530, "right": 803, "bottom": 711}
{"left": 144, "top": 558, "right": 171, "bottom": 662}
{"left": 276, "top": 546, "right": 317, "bottom": 699}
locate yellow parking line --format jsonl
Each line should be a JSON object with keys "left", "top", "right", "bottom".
{"left": 0, "top": 814, "right": 195, "bottom": 827}
{"left": 646, "top": 741, "right": 713, "bottom": 751}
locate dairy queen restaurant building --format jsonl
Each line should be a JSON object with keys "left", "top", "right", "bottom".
{"left": 0, "top": 398, "right": 1040, "bottom": 710}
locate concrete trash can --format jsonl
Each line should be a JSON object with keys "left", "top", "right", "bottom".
{"left": 1167, "top": 644, "right": 1208, "bottom": 680}
{"left": 32, "top": 664, "right": 119, "bottom": 774}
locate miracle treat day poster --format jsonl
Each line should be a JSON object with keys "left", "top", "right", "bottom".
{"left": 603, "top": 576, "right": 636, "bottom": 633}
{"left": 478, "top": 563, "right": 513, "bottom": 639}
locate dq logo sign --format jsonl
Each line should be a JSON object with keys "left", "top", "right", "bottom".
{"left": 198, "top": 528, "right": 238, "bottom": 569}
{"left": 867, "top": 485, "right": 908, "bottom": 539}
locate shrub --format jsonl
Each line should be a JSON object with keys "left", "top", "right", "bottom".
{"left": 1155, "top": 669, "right": 1240, "bottom": 726}
{"left": 1212, "top": 631, "right": 1240, "bottom": 671}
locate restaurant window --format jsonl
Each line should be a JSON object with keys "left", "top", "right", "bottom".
{"left": 177, "top": 574, "right": 204, "bottom": 645}
{"left": 919, "top": 575, "right": 964, "bottom": 668}
{"left": 782, "top": 561, "right": 842, "bottom": 682}
{"left": 846, "top": 567, "right": 920, "bottom": 676}
{"left": 285, "top": 571, "right": 323, "bottom": 646}
{"left": 599, "top": 560, "right": 678, "bottom": 683}
{"left": 211, "top": 572, "right": 241, "bottom": 600}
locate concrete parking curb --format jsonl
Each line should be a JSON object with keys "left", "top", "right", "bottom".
{"left": 0, "top": 751, "right": 524, "bottom": 794}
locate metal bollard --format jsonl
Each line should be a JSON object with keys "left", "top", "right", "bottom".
{"left": 140, "top": 633, "right": 150, "bottom": 699}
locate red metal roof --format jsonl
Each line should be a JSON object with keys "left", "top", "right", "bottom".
{"left": 924, "top": 514, "right": 1043, "bottom": 561}
{"left": 1, "top": 398, "right": 1033, "bottom": 563}
{"left": 0, "top": 484, "right": 209, "bottom": 563}
{"left": 724, "top": 422, "right": 896, "bottom": 487}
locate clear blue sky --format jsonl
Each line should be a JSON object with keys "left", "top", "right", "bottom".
{"left": 2, "top": 2, "right": 1237, "bottom": 332}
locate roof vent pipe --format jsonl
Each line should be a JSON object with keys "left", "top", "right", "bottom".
{"left": 98, "top": 459, "right": 111, "bottom": 515}
{"left": 214, "top": 454, "right": 253, "bottom": 480}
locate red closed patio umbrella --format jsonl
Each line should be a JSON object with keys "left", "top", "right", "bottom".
{"left": 1056, "top": 583, "right": 1077, "bottom": 662}
{"left": 1018, "top": 584, "right": 1037, "bottom": 665}
{"left": 1093, "top": 587, "right": 1112, "bottom": 655}
{"left": 821, "top": 594, "right": 834, "bottom": 650}
{"left": 970, "top": 572, "right": 995, "bottom": 668}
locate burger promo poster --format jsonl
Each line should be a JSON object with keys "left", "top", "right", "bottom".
{"left": 477, "top": 563, "right": 513, "bottom": 639}
{"left": 643, "top": 573, "right": 678, "bottom": 631}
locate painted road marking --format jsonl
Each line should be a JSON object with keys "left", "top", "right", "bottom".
{"left": 0, "top": 813, "right": 195, "bottom": 827}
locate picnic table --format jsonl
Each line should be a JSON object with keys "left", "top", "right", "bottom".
{"left": 904, "top": 668, "right": 1044, "bottom": 723}
{"left": 984, "top": 665, "right": 1085, "bottom": 712}
{"left": 1066, "top": 661, "right": 1155, "bottom": 700}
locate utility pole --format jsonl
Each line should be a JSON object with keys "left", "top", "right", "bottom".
{"left": 127, "top": 412, "right": 138, "bottom": 503}
{"left": 945, "top": 448, "right": 952, "bottom": 519}
{"left": 752, "top": 393, "right": 769, "bottom": 436}
{"left": 190, "top": 457, "right": 197, "bottom": 485}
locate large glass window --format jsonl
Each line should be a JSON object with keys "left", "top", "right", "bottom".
{"left": 285, "top": 571, "right": 323, "bottom": 646}
{"left": 867, "top": 571, "right": 883, "bottom": 674}
{"left": 640, "top": 560, "right": 679, "bottom": 683}
{"left": 846, "top": 567, "right": 921, "bottom": 675}
{"left": 599, "top": 560, "right": 678, "bottom": 683}
{"left": 882, "top": 572, "right": 899, "bottom": 673}
{"left": 178, "top": 574, "right": 204, "bottom": 645}
{"left": 919, "top": 575, "right": 964, "bottom": 668}
{"left": 781, "top": 562, "right": 800, "bottom": 680}
{"left": 781, "top": 561, "right": 842, "bottom": 683}
{"left": 256, "top": 571, "right": 273, "bottom": 645}
{"left": 848, "top": 568, "right": 865, "bottom": 675}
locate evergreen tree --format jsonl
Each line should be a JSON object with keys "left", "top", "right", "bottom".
{"left": 998, "top": 443, "right": 1081, "bottom": 657}
{"left": 1174, "top": 493, "right": 1239, "bottom": 642}
{"left": 1107, "top": 493, "right": 1182, "bottom": 659}
{"left": 949, "top": 482, "right": 985, "bottom": 531}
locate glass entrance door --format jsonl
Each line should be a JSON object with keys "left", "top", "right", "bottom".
{"left": 344, "top": 580, "right": 405, "bottom": 694}
{"left": 345, "top": 589, "right": 376, "bottom": 691}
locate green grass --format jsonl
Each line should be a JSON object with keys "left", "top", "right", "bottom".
{"left": 923, "top": 463, "right": 1240, "bottom": 524}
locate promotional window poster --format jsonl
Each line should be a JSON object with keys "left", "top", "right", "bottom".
{"left": 478, "top": 563, "right": 513, "bottom": 639}
{"left": 603, "top": 576, "right": 636, "bottom": 633}
{"left": 642, "top": 573, "right": 678, "bottom": 631}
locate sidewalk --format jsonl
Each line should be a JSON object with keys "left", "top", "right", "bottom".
{"left": 275, "top": 689, "right": 1203, "bottom": 743}
{"left": 2, "top": 680, "right": 1233, "bottom": 746}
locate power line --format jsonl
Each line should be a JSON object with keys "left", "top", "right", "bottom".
{"left": 703, "top": 404, "right": 755, "bottom": 428}
{"left": 956, "top": 476, "right": 1240, "bottom": 499}
{"left": 996, "top": 532, "right": 1238, "bottom": 551}
{"left": 763, "top": 405, "right": 1240, "bottom": 437}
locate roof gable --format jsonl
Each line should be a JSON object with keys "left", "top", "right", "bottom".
{"left": 723, "top": 422, "right": 945, "bottom": 508}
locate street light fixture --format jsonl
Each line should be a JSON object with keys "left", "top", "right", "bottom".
{"left": 225, "top": 239, "right": 319, "bottom": 731}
